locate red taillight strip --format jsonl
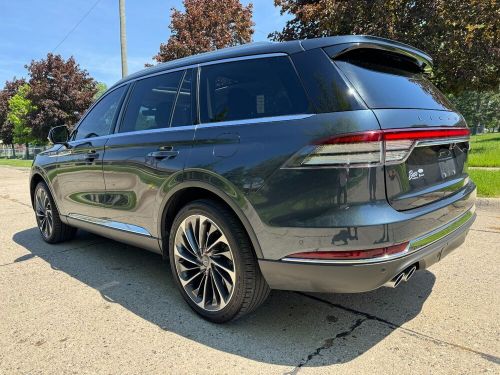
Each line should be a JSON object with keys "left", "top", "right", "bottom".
{"left": 286, "top": 242, "right": 409, "bottom": 261}
{"left": 316, "top": 131, "right": 382, "bottom": 145}
{"left": 382, "top": 127, "right": 470, "bottom": 141}
{"left": 317, "top": 128, "right": 470, "bottom": 145}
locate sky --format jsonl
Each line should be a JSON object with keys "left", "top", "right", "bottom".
{"left": 0, "top": 0, "right": 291, "bottom": 87}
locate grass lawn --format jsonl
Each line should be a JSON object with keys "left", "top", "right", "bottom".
{"left": 468, "top": 169, "right": 500, "bottom": 198}
{"left": 468, "top": 133, "right": 500, "bottom": 167}
{"left": 0, "top": 159, "right": 33, "bottom": 167}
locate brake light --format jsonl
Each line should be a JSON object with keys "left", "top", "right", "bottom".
{"left": 297, "top": 127, "right": 470, "bottom": 167}
{"left": 286, "top": 242, "right": 409, "bottom": 261}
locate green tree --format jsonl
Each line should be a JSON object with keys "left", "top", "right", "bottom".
{"left": 449, "top": 90, "right": 500, "bottom": 133}
{"left": 7, "top": 84, "right": 36, "bottom": 159}
{"left": 152, "top": 0, "right": 254, "bottom": 63}
{"left": 272, "top": 0, "right": 499, "bottom": 94}
{"left": 94, "top": 82, "right": 108, "bottom": 100}
{"left": 0, "top": 78, "right": 26, "bottom": 156}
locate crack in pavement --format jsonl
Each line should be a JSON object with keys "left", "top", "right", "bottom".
{"left": 0, "top": 194, "right": 32, "bottom": 208}
{"left": 285, "top": 317, "right": 368, "bottom": 375}
{"left": 287, "top": 292, "right": 500, "bottom": 373}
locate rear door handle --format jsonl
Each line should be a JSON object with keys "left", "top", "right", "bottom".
{"left": 148, "top": 146, "right": 179, "bottom": 160}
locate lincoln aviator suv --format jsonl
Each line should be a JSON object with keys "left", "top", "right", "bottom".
{"left": 30, "top": 36, "right": 476, "bottom": 323}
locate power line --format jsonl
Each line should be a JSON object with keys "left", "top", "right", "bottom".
{"left": 52, "top": 0, "right": 103, "bottom": 52}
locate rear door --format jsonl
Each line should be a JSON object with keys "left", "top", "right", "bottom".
{"left": 331, "top": 48, "right": 470, "bottom": 210}
{"left": 102, "top": 69, "right": 196, "bottom": 238}
{"left": 53, "top": 85, "right": 127, "bottom": 218}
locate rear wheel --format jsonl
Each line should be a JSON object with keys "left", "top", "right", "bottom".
{"left": 169, "top": 199, "right": 269, "bottom": 323}
{"left": 34, "top": 182, "right": 76, "bottom": 243}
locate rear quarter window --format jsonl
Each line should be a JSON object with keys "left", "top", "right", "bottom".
{"left": 334, "top": 50, "right": 453, "bottom": 111}
{"left": 199, "top": 56, "right": 310, "bottom": 123}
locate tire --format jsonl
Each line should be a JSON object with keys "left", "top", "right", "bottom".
{"left": 34, "top": 182, "right": 77, "bottom": 244}
{"left": 169, "top": 199, "right": 270, "bottom": 323}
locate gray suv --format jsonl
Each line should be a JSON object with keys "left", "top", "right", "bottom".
{"left": 30, "top": 36, "right": 476, "bottom": 323}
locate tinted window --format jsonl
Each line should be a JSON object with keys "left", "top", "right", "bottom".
{"left": 291, "top": 49, "right": 365, "bottom": 113}
{"left": 73, "top": 85, "right": 126, "bottom": 140}
{"left": 171, "top": 69, "right": 195, "bottom": 127}
{"left": 119, "top": 71, "right": 183, "bottom": 133}
{"left": 200, "top": 56, "right": 309, "bottom": 123}
{"left": 335, "top": 52, "right": 453, "bottom": 110}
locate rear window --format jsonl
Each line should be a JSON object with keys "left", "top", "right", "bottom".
{"left": 334, "top": 50, "right": 453, "bottom": 110}
{"left": 199, "top": 56, "right": 309, "bottom": 123}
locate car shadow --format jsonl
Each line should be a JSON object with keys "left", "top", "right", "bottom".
{"left": 13, "top": 228, "right": 435, "bottom": 367}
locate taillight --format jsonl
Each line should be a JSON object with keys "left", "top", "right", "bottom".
{"left": 290, "top": 127, "right": 470, "bottom": 168}
{"left": 285, "top": 242, "right": 409, "bottom": 261}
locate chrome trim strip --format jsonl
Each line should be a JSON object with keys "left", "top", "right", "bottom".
{"left": 199, "top": 53, "right": 287, "bottom": 66}
{"left": 86, "top": 114, "right": 314, "bottom": 141}
{"left": 196, "top": 114, "right": 314, "bottom": 128}
{"left": 281, "top": 207, "right": 475, "bottom": 265}
{"left": 113, "top": 53, "right": 286, "bottom": 89}
{"left": 68, "top": 213, "right": 153, "bottom": 237}
{"left": 416, "top": 137, "right": 470, "bottom": 147}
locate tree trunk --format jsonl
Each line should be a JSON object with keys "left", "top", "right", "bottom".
{"left": 11, "top": 144, "right": 16, "bottom": 158}
{"left": 24, "top": 143, "right": 29, "bottom": 160}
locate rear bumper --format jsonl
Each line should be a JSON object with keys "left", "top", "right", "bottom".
{"left": 259, "top": 207, "right": 475, "bottom": 293}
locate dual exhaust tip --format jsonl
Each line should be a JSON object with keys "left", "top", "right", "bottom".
{"left": 385, "top": 265, "right": 417, "bottom": 288}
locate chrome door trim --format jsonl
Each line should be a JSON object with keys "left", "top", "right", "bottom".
{"left": 67, "top": 213, "right": 153, "bottom": 237}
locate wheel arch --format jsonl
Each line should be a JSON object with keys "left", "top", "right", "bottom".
{"left": 158, "top": 181, "right": 264, "bottom": 259}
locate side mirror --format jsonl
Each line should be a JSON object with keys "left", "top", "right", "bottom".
{"left": 48, "top": 125, "right": 69, "bottom": 146}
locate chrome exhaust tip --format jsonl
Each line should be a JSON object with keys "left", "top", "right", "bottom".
{"left": 404, "top": 265, "right": 417, "bottom": 282}
{"left": 385, "top": 272, "right": 405, "bottom": 288}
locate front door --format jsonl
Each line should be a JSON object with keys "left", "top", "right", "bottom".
{"left": 53, "top": 85, "right": 128, "bottom": 219}
{"left": 102, "top": 69, "right": 197, "bottom": 238}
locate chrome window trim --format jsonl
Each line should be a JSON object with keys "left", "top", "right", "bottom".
{"left": 281, "top": 207, "right": 475, "bottom": 265}
{"left": 103, "top": 53, "right": 292, "bottom": 136}
{"left": 112, "top": 52, "right": 287, "bottom": 90}
{"left": 68, "top": 213, "right": 153, "bottom": 237}
{"left": 81, "top": 114, "right": 313, "bottom": 141}
{"left": 198, "top": 53, "right": 287, "bottom": 67}
{"left": 196, "top": 114, "right": 314, "bottom": 128}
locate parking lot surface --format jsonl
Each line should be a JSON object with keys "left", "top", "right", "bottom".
{"left": 0, "top": 166, "right": 499, "bottom": 374}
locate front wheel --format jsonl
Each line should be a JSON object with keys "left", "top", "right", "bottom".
{"left": 34, "top": 182, "right": 76, "bottom": 243}
{"left": 169, "top": 199, "right": 270, "bottom": 323}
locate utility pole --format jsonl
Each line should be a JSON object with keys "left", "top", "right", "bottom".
{"left": 119, "top": 0, "right": 128, "bottom": 77}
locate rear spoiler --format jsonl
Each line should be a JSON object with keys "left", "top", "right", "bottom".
{"left": 300, "top": 35, "right": 433, "bottom": 73}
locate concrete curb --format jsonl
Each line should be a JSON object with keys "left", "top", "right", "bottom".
{"left": 476, "top": 197, "right": 500, "bottom": 210}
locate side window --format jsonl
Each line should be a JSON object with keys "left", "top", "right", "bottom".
{"left": 119, "top": 71, "right": 183, "bottom": 133}
{"left": 171, "top": 69, "right": 196, "bottom": 127}
{"left": 73, "top": 85, "right": 127, "bottom": 140}
{"left": 199, "top": 56, "right": 309, "bottom": 124}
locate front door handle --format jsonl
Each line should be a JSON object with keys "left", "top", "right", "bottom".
{"left": 85, "top": 150, "right": 99, "bottom": 161}
{"left": 148, "top": 146, "right": 179, "bottom": 160}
